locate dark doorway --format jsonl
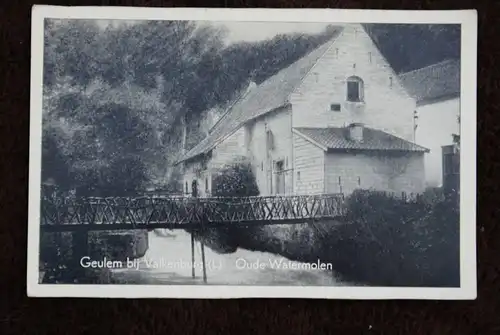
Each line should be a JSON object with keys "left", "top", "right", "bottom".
{"left": 274, "top": 160, "right": 285, "bottom": 194}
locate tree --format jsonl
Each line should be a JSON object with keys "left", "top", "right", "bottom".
{"left": 212, "top": 163, "right": 260, "bottom": 197}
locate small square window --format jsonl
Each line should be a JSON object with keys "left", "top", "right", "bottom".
{"left": 330, "top": 104, "right": 341, "bottom": 112}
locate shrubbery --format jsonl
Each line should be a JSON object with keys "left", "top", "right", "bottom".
{"left": 212, "top": 163, "right": 268, "bottom": 250}
{"left": 211, "top": 163, "right": 260, "bottom": 197}
{"left": 40, "top": 225, "right": 149, "bottom": 284}
{"left": 186, "top": 162, "right": 264, "bottom": 254}
{"left": 289, "top": 189, "right": 459, "bottom": 287}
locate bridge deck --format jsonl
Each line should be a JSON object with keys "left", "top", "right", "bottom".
{"left": 40, "top": 194, "right": 346, "bottom": 232}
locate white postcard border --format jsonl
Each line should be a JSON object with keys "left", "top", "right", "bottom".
{"left": 28, "top": 6, "right": 478, "bottom": 299}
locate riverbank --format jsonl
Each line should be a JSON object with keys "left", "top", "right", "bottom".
{"left": 111, "top": 231, "right": 346, "bottom": 286}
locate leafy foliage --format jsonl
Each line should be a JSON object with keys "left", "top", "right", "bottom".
{"left": 187, "top": 163, "right": 262, "bottom": 254}
{"left": 211, "top": 163, "right": 265, "bottom": 251}
{"left": 212, "top": 163, "right": 260, "bottom": 197}
{"left": 40, "top": 230, "right": 149, "bottom": 284}
{"left": 363, "top": 23, "right": 461, "bottom": 73}
{"left": 315, "top": 190, "right": 458, "bottom": 287}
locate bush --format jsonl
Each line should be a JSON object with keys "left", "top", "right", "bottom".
{"left": 314, "top": 189, "right": 460, "bottom": 287}
{"left": 186, "top": 162, "right": 264, "bottom": 254}
{"left": 212, "top": 163, "right": 260, "bottom": 197}
{"left": 39, "top": 230, "right": 149, "bottom": 284}
{"left": 39, "top": 232, "right": 74, "bottom": 283}
{"left": 214, "top": 163, "right": 268, "bottom": 249}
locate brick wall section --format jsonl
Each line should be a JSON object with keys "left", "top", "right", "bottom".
{"left": 293, "top": 133, "right": 325, "bottom": 194}
{"left": 290, "top": 24, "right": 416, "bottom": 142}
{"left": 324, "top": 151, "right": 426, "bottom": 195}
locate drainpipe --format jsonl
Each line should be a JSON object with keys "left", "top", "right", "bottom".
{"left": 413, "top": 110, "right": 418, "bottom": 142}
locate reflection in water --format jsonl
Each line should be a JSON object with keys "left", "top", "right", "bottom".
{"left": 112, "top": 231, "right": 345, "bottom": 286}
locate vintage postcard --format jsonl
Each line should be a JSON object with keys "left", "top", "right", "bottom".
{"left": 28, "top": 6, "right": 477, "bottom": 299}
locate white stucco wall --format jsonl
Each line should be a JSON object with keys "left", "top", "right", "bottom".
{"left": 290, "top": 24, "right": 416, "bottom": 142}
{"left": 293, "top": 133, "right": 325, "bottom": 194}
{"left": 324, "top": 151, "right": 426, "bottom": 195}
{"left": 245, "top": 106, "right": 293, "bottom": 195}
{"left": 415, "top": 97, "right": 460, "bottom": 187}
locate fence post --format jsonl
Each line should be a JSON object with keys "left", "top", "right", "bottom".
{"left": 192, "top": 180, "right": 207, "bottom": 284}
{"left": 200, "top": 212, "right": 208, "bottom": 284}
{"left": 191, "top": 233, "right": 196, "bottom": 279}
{"left": 190, "top": 180, "right": 198, "bottom": 279}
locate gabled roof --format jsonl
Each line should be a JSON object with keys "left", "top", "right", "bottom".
{"left": 294, "top": 127, "right": 429, "bottom": 153}
{"left": 399, "top": 59, "right": 460, "bottom": 105}
{"left": 176, "top": 28, "right": 344, "bottom": 164}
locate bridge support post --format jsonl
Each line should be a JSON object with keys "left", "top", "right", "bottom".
{"left": 200, "top": 238, "right": 207, "bottom": 284}
{"left": 200, "top": 207, "right": 208, "bottom": 284}
{"left": 191, "top": 232, "right": 195, "bottom": 278}
{"left": 192, "top": 181, "right": 207, "bottom": 284}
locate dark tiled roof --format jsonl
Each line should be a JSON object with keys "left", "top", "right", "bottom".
{"left": 399, "top": 59, "right": 460, "bottom": 104}
{"left": 176, "top": 29, "right": 343, "bottom": 164}
{"left": 294, "top": 127, "right": 429, "bottom": 153}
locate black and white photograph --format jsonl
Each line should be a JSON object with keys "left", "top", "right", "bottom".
{"left": 28, "top": 6, "right": 477, "bottom": 299}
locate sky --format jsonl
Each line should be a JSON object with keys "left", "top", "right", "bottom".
{"left": 201, "top": 21, "right": 331, "bottom": 44}
{"left": 94, "top": 19, "right": 331, "bottom": 45}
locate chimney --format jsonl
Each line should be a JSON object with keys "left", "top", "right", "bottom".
{"left": 347, "top": 123, "right": 364, "bottom": 142}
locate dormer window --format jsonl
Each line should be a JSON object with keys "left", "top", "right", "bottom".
{"left": 346, "top": 76, "right": 364, "bottom": 102}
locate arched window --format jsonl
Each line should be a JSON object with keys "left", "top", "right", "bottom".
{"left": 346, "top": 76, "right": 364, "bottom": 102}
{"left": 185, "top": 181, "right": 189, "bottom": 194}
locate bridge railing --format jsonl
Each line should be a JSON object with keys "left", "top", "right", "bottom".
{"left": 40, "top": 193, "right": 346, "bottom": 231}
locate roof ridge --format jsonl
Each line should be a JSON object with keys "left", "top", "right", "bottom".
{"left": 207, "top": 81, "right": 256, "bottom": 134}
{"left": 399, "top": 58, "right": 460, "bottom": 77}
{"left": 296, "top": 126, "right": 429, "bottom": 152}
